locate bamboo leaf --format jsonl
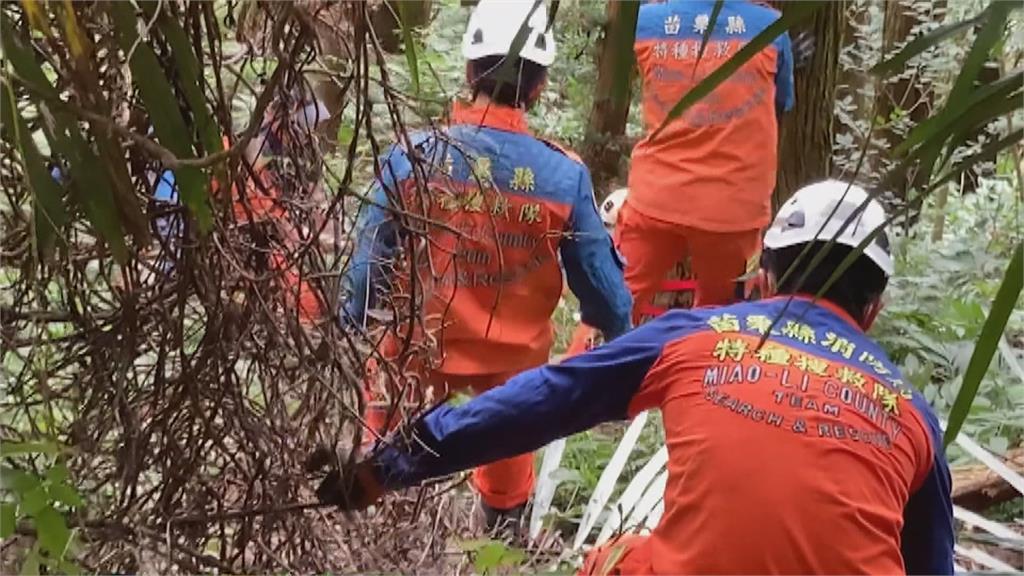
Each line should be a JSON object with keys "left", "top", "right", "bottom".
{"left": 108, "top": 1, "right": 213, "bottom": 231}
{"left": 0, "top": 441, "right": 65, "bottom": 456}
{"left": 946, "top": 2, "right": 1012, "bottom": 113}
{"left": 694, "top": 0, "right": 724, "bottom": 68}
{"left": 52, "top": 1, "right": 147, "bottom": 245}
{"left": 896, "top": 70, "right": 1022, "bottom": 157}
{"left": 398, "top": 0, "right": 421, "bottom": 95}
{"left": 0, "top": 81, "right": 66, "bottom": 260}
{"left": 58, "top": 0, "right": 87, "bottom": 59}
{"left": 930, "top": 128, "right": 1023, "bottom": 190}
{"left": 870, "top": 12, "right": 987, "bottom": 77}
{"left": 944, "top": 242, "right": 1024, "bottom": 446}
{"left": 0, "top": 12, "right": 128, "bottom": 262}
{"left": 19, "top": 0, "right": 50, "bottom": 37}
{"left": 651, "top": 1, "right": 824, "bottom": 139}
{"left": 147, "top": 2, "right": 223, "bottom": 158}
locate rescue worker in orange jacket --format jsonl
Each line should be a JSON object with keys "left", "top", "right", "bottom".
{"left": 340, "top": 0, "right": 632, "bottom": 531}
{"left": 152, "top": 94, "right": 331, "bottom": 325}
{"left": 318, "top": 180, "right": 954, "bottom": 575}
{"left": 622, "top": 0, "right": 795, "bottom": 320}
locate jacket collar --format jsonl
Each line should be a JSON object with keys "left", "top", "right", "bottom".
{"left": 451, "top": 100, "right": 530, "bottom": 134}
{"left": 776, "top": 295, "right": 864, "bottom": 332}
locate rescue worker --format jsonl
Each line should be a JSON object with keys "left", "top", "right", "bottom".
{"left": 152, "top": 94, "right": 331, "bottom": 324}
{"left": 566, "top": 187, "right": 698, "bottom": 355}
{"left": 621, "top": 0, "right": 796, "bottom": 320}
{"left": 320, "top": 180, "right": 955, "bottom": 575}
{"left": 340, "top": 0, "right": 632, "bottom": 531}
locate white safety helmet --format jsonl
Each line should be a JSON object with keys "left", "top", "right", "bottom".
{"left": 462, "top": 0, "right": 557, "bottom": 67}
{"left": 763, "top": 180, "right": 894, "bottom": 276}
{"left": 599, "top": 187, "right": 629, "bottom": 228}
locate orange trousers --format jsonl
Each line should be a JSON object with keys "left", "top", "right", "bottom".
{"left": 616, "top": 202, "right": 761, "bottom": 325}
{"left": 566, "top": 202, "right": 760, "bottom": 354}
{"left": 578, "top": 534, "right": 653, "bottom": 575}
{"left": 273, "top": 252, "right": 324, "bottom": 326}
{"left": 364, "top": 353, "right": 535, "bottom": 510}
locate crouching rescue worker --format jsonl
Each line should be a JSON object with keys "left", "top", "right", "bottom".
{"left": 340, "top": 0, "right": 632, "bottom": 532}
{"left": 621, "top": 0, "right": 795, "bottom": 319}
{"left": 322, "top": 180, "right": 954, "bottom": 574}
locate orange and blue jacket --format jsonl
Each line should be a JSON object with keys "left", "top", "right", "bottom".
{"left": 629, "top": 0, "right": 795, "bottom": 232}
{"left": 342, "top": 102, "right": 633, "bottom": 375}
{"left": 367, "top": 296, "right": 954, "bottom": 574}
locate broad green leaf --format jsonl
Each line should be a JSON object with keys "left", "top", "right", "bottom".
{"left": 398, "top": 0, "right": 421, "bottom": 95}
{"left": 337, "top": 124, "right": 355, "bottom": 148}
{"left": 20, "top": 486, "right": 48, "bottom": 516}
{"left": 1, "top": 442, "right": 63, "bottom": 457}
{"left": 44, "top": 464, "right": 67, "bottom": 484}
{"left": 944, "top": 242, "right": 1024, "bottom": 447}
{"left": 0, "top": 81, "right": 67, "bottom": 259}
{"left": 34, "top": 505, "right": 70, "bottom": 558}
{"left": 58, "top": 559, "right": 82, "bottom": 576}
{"left": 870, "top": 12, "right": 987, "bottom": 77}
{"left": 46, "top": 483, "right": 82, "bottom": 508}
{"left": 108, "top": 1, "right": 213, "bottom": 231}
{"left": 19, "top": 545, "right": 41, "bottom": 576}
{"left": 1, "top": 467, "right": 41, "bottom": 493}
{"left": 473, "top": 541, "right": 517, "bottom": 574}
{"left": 0, "top": 502, "right": 15, "bottom": 539}
{"left": 651, "top": 1, "right": 824, "bottom": 138}
{"left": 0, "top": 12, "right": 128, "bottom": 262}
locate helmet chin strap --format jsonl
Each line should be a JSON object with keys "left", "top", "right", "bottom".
{"left": 860, "top": 297, "right": 884, "bottom": 331}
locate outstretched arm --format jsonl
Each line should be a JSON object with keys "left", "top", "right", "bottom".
{"left": 366, "top": 314, "right": 701, "bottom": 491}
{"left": 559, "top": 168, "right": 633, "bottom": 340}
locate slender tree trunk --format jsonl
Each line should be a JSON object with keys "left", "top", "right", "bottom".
{"left": 581, "top": 0, "right": 639, "bottom": 196}
{"left": 877, "top": 0, "right": 945, "bottom": 199}
{"left": 776, "top": 0, "right": 847, "bottom": 206}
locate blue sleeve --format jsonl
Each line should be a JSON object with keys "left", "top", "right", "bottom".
{"left": 340, "top": 147, "right": 412, "bottom": 327}
{"left": 900, "top": 397, "right": 955, "bottom": 575}
{"left": 774, "top": 32, "right": 795, "bottom": 114}
{"left": 559, "top": 168, "right": 633, "bottom": 339}
{"left": 369, "top": 312, "right": 706, "bottom": 490}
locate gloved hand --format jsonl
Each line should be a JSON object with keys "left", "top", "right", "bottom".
{"left": 792, "top": 30, "right": 815, "bottom": 70}
{"left": 308, "top": 448, "right": 385, "bottom": 511}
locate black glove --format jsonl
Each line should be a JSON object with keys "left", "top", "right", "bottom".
{"left": 308, "top": 448, "right": 385, "bottom": 511}
{"left": 793, "top": 30, "right": 815, "bottom": 70}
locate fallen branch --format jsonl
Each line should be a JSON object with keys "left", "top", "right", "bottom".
{"left": 952, "top": 447, "right": 1024, "bottom": 512}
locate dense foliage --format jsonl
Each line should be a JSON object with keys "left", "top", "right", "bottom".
{"left": 0, "top": 0, "right": 1021, "bottom": 573}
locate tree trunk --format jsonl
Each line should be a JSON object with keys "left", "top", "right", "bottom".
{"left": 876, "top": 0, "right": 944, "bottom": 199}
{"left": 775, "top": 0, "right": 846, "bottom": 207}
{"left": 581, "top": 0, "right": 639, "bottom": 197}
